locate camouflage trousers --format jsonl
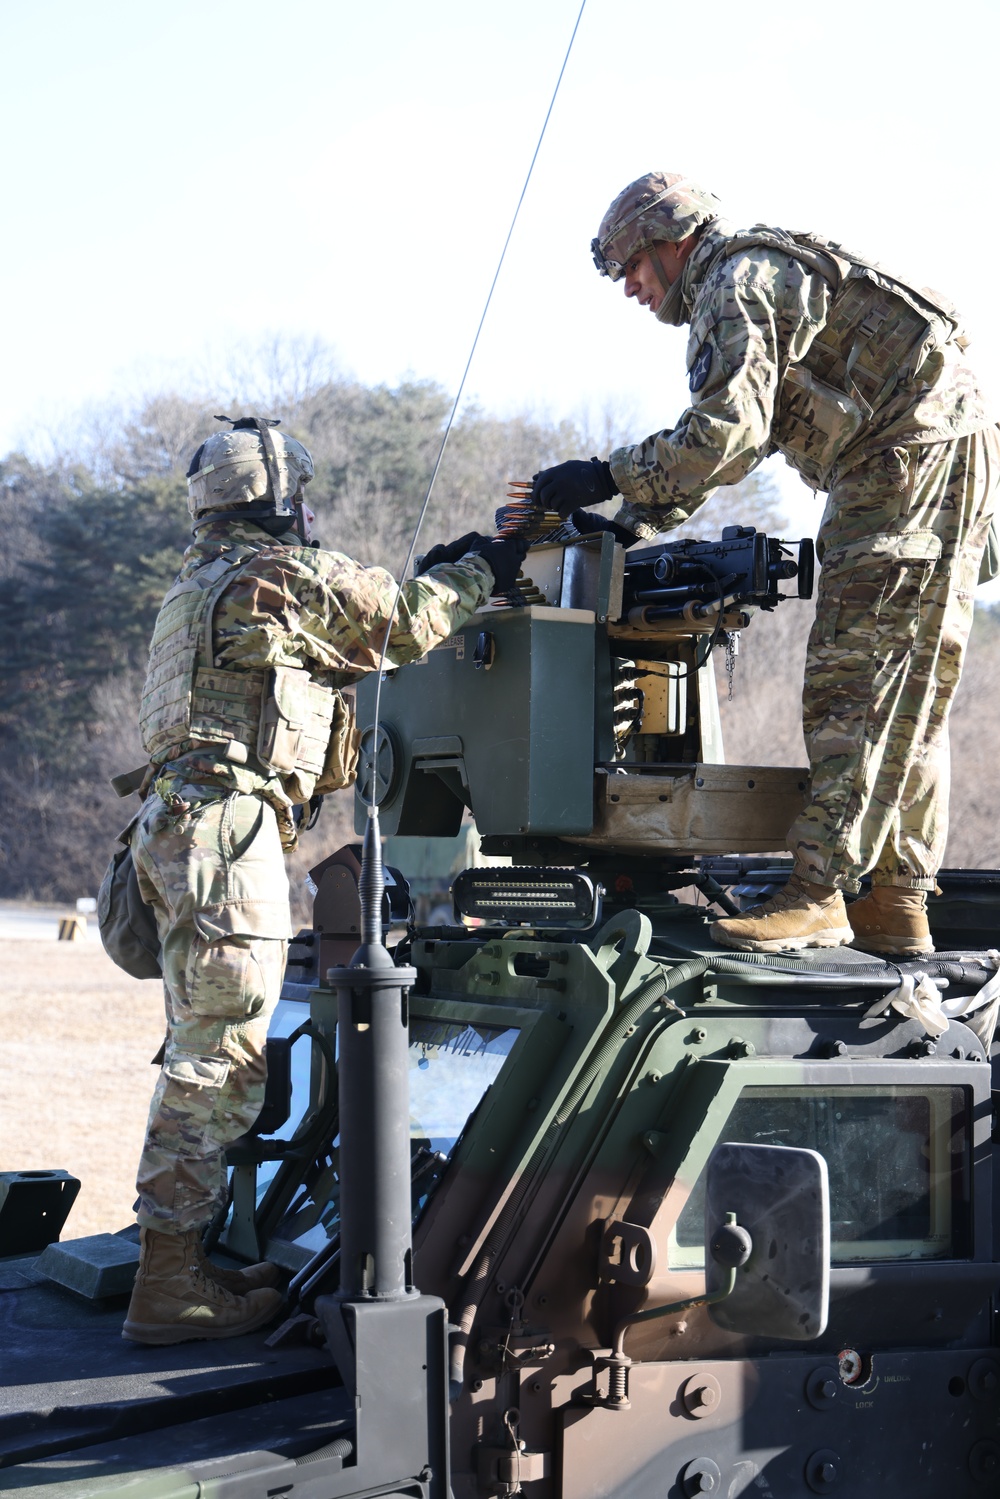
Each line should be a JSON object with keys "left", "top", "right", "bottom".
{"left": 131, "top": 786, "right": 291, "bottom": 1234}
{"left": 788, "top": 425, "right": 999, "bottom": 894}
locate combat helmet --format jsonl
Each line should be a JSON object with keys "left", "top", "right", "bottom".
{"left": 592, "top": 171, "right": 723, "bottom": 281}
{"left": 186, "top": 416, "right": 314, "bottom": 526}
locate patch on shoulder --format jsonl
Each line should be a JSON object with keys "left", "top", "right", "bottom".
{"left": 689, "top": 342, "right": 713, "bottom": 394}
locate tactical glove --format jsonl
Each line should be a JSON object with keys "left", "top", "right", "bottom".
{"left": 416, "top": 531, "right": 488, "bottom": 575}
{"left": 531, "top": 457, "right": 619, "bottom": 518}
{"left": 470, "top": 534, "right": 530, "bottom": 593}
{"left": 570, "top": 509, "right": 640, "bottom": 547}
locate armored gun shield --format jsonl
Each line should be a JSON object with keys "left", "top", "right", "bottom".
{"left": 355, "top": 529, "right": 813, "bottom": 860}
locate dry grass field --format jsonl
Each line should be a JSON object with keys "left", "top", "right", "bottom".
{"left": 0, "top": 937, "right": 165, "bottom": 1239}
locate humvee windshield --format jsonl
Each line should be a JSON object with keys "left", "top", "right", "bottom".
{"left": 673, "top": 1084, "right": 971, "bottom": 1265}
{"left": 259, "top": 1001, "right": 519, "bottom": 1256}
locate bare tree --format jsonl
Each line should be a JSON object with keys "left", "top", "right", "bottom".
{"left": 716, "top": 598, "right": 813, "bottom": 768}
{"left": 212, "top": 335, "right": 345, "bottom": 423}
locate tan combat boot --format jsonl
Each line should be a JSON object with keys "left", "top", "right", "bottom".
{"left": 122, "top": 1227, "right": 283, "bottom": 1345}
{"left": 847, "top": 885, "right": 934, "bottom": 956}
{"left": 194, "top": 1239, "right": 281, "bottom": 1294}
{"left": 709, "top": 873, "right": 854, "bottom": 953}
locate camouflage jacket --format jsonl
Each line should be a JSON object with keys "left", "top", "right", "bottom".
{"left": 610, "top": 220, "right": 995, "bottom": 537}
{"left": 149, "top": 520, "right": 493, "bottom": 840}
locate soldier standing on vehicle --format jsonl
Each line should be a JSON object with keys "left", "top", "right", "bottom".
{"left": 123, "top": 417, "right": 525, "bottom": 1345}
{"left": 532, "top": 171, "right": 998, "bottom": 957}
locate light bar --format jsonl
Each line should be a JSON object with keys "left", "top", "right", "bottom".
{"left": 452, "top": 866, "right": 601, "bottom": 929}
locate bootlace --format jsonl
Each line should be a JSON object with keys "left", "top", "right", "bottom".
{"left": 745, "top": 881, "right": 803, "bottom": 917}
{"left": 189, "top": 1261, "right": 240, "bottom": 1306}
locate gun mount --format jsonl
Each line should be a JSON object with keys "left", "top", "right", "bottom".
{"left": 355, "top": 527, "right": 814, "bottom": 862}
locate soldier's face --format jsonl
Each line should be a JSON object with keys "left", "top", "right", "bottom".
{"left": 623, "top": 242, "right": 688, "bottom": 310}
{"left": 301, "top": 503, "right": 316, "bottom": 541}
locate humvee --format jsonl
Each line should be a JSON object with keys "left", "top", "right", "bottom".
{"left": 3, "top": 528, "right": 998, "bottom": 1498}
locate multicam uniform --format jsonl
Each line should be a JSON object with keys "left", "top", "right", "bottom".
{"left": 133, "top": 518, "right": 493, "bottom": 1232}
{"left": 608, "top": 220, "right": 998, "bottom": 893}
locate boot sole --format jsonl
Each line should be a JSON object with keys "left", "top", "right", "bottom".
{"left": 122, "top": 1299, "right": 282, "bottom": 1346}
{"left": 710, "top": 924, "right": 855, "bottom": 954}
{"left": 849, "top": 935, "right": 935, "bottom": 957}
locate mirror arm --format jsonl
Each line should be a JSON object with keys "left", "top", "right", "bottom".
{"left": 592, "top": 1214, "right": 743, "bottom": 1410}
{"left": 611, "top": 1262, "right": 736, "bottom": 1361}
{"left": 610, "top": 1211, "right": 745, "bottom": 1360}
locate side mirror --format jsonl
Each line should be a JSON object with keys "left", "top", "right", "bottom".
{"left": 705, "top": 1140, "right": 830, "bottom": 1340}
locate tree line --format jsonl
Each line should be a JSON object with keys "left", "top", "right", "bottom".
{"left": 0, "top": 369, "right": 645, "bottom": 907}
{"left": 1, "top": 359, "right": 996, "bottom": 911}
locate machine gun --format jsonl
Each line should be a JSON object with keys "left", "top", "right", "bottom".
{"left": 353, "top": 525, "right": 814, "bottom": 865}
{"left": 620, "top": 525, "right": 813, "bottom": 631}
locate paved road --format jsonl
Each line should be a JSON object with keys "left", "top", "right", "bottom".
{"left": 0, "top": 900, "right": 97, "bottom": 941}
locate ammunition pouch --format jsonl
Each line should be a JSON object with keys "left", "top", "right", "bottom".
{"left": 772, "top": 365, "right": 866, "bottom": 490}
{"left": 316, "top": 688, "right": 360, "bottom": 794}
{"left": 97, "top": 818, "right": 162, "bottom": 980}
{"left": 258, "top": 665, "right": 334, "bottom": 776}
{"left": 256, "top": 668, "right": 358, "bottom": 796}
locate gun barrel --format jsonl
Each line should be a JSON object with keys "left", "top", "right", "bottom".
{"left": 632, "top": 584, "right": 722, "bottom": 604}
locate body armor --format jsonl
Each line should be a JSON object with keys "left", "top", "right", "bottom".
{"left": 698, "top": 226, "right": 966, "bottom": 489}
{"left": 139, "top": 547, "right": 358, "bottom": 802}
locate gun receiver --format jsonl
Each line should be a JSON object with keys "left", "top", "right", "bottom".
{"left": 355, "top": 526, "right": 813, "bottom": 861}
{"left": 621, "top": 525, "right": 814, "bottom": 631}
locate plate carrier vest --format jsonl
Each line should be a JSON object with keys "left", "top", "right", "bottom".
{"left": 696, "top": 226, "right": 966, "bottom": 489}
{"left": 139, "top": 545, "right": 358, "bottom": 800}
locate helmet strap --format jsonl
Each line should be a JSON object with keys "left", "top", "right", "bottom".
{"left": 648, "top": 243, "right": 692, "bottom": 327}
{"left": 253, "top": 418, "right": 286, "bottom": 509}
{"left": 213, "top": 413, "right": 294, "bottom": 524}
{"left": 649, "top": 244, "right": 673, "bottom": 297}
{"left": 254, "top": 417, "right": 309, "bottom": 543}
{"left": 654, "top": 276, "right": 687, "bottom": 326}
{"left": 292, "top": 493, "right": 309, "bottom": 546}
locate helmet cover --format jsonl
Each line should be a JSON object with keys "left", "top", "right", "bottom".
{"left": 186, "top": 422, "right": 314, "bottom": 520}
{"left": 592, "top": 171, "right": 723, "bottom": 280}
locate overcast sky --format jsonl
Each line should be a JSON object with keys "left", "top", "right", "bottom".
{"left": 2, "top": 0, "right": 998, "bottom": 539}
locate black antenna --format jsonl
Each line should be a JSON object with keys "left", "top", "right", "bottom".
{"left": 360, "top": 0, "right": 589, "bottom": 903}
{"left": 315, "top": 2, "right": 591, "bottom": 1430}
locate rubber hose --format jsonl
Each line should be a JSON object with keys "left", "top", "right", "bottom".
{"left": 690, "top": 951, "right": 994, "bottom": 990}
{"left": 295, "top": 1436, "right": 354, "bottom": 1466}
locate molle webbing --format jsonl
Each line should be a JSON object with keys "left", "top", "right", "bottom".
{"left": 140, "top": 552, "right": 264, "bottom": 763}
{"left": 140, "top": 545, "right": 346, "bottom": 792}
{"left": 142, "top": 551, "right": 262, "bottom": 761}
{"left": 257, "top": 665, "right": 336, "bottom": 778}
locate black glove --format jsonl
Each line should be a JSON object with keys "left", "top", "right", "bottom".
{"left": 469, "top": 534, "right": 530, "bottom": 593}
{"left": 416, "top": 531, "right": 487, "bottom": 575}
{"left": 531, "top": 457, "right": 619, "bottom": 518}
{"left": 570, "top": 509, "right": 640, "bottom": 547}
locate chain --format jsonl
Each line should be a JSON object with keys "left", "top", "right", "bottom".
{"left": 724, "top": 630, "right": 740, "bottom": 701}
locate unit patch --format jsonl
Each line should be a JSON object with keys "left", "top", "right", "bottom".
{"left": 689, "top": 342, "right": 713, "bottom": 394}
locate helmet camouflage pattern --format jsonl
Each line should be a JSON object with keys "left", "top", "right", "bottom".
{"left": 186, "top": 420, "right": 314, "bottom": 520}
{"left": 592, "top": 171, "right": 723, "bottom": 280}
